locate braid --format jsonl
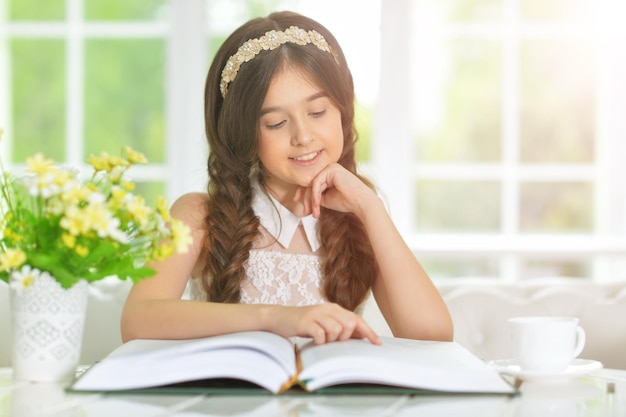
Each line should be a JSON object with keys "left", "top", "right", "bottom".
{"left": 201, "top": 155, "right": 260, "bottom": 303}
{"left": 320, "top": 177, "right": 378, "bottom": 311}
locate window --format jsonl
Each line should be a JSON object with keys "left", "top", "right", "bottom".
{"left": 375, "top": 0, "right": 626, "bottom": 281}
{"left": 2, "top": 0, "right": 175, "bottom": 204}
{"left": 3, "top": 0, "right": 625, "bottom": 282}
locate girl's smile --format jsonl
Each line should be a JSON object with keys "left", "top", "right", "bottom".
{"left": 290, "top": 150, "right": 322, "bottom": 164}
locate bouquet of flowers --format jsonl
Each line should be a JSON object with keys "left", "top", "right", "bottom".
{"left": 0, "top": 128, "right": 192, "bottom": 289}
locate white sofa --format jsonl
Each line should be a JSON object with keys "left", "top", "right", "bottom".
{"left": 2, "top": 277, "right": 626, "bottom": 369}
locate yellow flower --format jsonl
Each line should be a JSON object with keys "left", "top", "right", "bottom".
{"left": 111, "top": 187, "right": 127, "bottom": 202}
{"left": 0, "top": 128, "right": 4, "bottom": 141}
{"left": 61, "top": 185, "right": 92, "bottom": 206}
{"left": 26, "top": 153, "right": 56, "bottom": 176}
{"left": 127, "top": 195, "right": 151, "bottom": 226}
{"left": 2, "top": 227, "right": 22, "bottom": 243}
{"left": 122, "top": 180, "right": 135, "bottom": 191}
{"left": 61, "top": 206, "right": 84, "bottom": 235}
{"left": 52, "top": 168, "right": 73, "bottom": 187}
{"left": 156, "top": 196, "right": 171, "bottom": 222}
{"left": 111, "top": 156, "right": 130, "bottom": 169}
{"left": 0, "top": 248, "right": 27, "bottom": 272}
{"left": 105, "top": 166, "right": 124, "bottom": 184}
{"left": 84, "top": 203, "right": 115, "bottom": 235}
{"left": 61, "top": 233, "right": 76, "bottom": 248}
{"left": 170, "top": 219, "right": 192, "bottom": 254}
{"left": 124, "top": 146, "right": 148, "bottom": 164}
{"left": 87, "top": 152, "right": 130, "bottom": 173}
{"left": 108, "top": 187, "right": 127, "bottom": 210}
{"left": 153, "top": 243, "right": 175, "bottom": 260}
{"left": 75, "top": 245, "right": 89, "bottom": 257}
{"left": 87, "top": 152, "right": 110, "bottom": 172}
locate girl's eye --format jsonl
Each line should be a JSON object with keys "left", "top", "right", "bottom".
{"left": 266, "top": 120, "right": 286, "bottom": 129}
{"left": 310, "top": 109, "right": 326, "bottom": 118}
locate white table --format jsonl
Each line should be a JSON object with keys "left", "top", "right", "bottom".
{"left": 1, "top": 367, "right": 626, "bottom": 416}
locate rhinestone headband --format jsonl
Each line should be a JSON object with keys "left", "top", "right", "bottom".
{"left": 220, "top": 25, "right": 337, "bottom": 98}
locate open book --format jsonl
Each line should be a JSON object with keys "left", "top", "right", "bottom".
{"left": 69, "top": 331, "right": 515, "bottom": 395}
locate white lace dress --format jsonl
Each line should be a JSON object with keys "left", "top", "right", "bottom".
{"left": 189, "top": 247, "right": 327, "bottom": 306}
{"left": 189, "top": 181, "right": 328, "bottom": 306}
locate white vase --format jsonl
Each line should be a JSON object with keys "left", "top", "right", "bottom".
{"left": 10, "top": 273, "right": 89, "bottom": 382}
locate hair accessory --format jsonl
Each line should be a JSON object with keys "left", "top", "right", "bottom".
{"left": 220, "top": 25, "right": 337, "bottom": 98}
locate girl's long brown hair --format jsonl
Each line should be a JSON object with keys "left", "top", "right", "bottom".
{"left": 202, "top": 11, "right": 378, "bottom": 311}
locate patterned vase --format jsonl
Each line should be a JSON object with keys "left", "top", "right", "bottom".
{"left": 10, "top": 273, "right": 89, "bottom": 382}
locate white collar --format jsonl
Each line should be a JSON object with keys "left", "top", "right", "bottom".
{"left": 252, "top": 181, "right": 320, "bottom": 252}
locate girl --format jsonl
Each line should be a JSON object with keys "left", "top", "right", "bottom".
{"left": 121, "top": 11, "right": 453, "bottom": 345}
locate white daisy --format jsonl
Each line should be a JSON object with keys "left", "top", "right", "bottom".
{"left": 9, "top": 265, "right": 47, "bottom": 294}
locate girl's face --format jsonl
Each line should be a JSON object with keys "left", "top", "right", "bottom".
{"left": 257, "top": 65, "right": 343, "bottom": 201}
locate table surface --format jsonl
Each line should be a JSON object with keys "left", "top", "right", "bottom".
{"left": 2, "top": 367, "right": 626, "bottom": 416}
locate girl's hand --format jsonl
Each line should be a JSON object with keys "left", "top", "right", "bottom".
{"left": 269, "top": 303, "right": 381, "bottom": 345}
{"left": 294, "top": 163, "right": 378, "bottom": 218}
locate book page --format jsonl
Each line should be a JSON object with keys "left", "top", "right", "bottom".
{"left": 297, "top": 336, "right": 514, "bottom": 393}
{"left": 71, "top": 331, "right": 296, "bottom": 394}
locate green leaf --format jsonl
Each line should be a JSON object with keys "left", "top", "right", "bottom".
{"left": 77, "top": 240, "right": 118, "bottom": 269}
{"left": 121, "top": 266, "right": 156, "bottom": 283}
{"left": 27, "top": 252, "right": 81, "bottom": 289}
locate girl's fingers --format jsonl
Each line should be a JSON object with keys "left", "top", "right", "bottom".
{"left": 280, "top": 303, "right": 381, "bottom": 346}
{"left": 311, "top": 177, "right": 330, "bottom": 218}
{"left": 355, "top": 321, "right": 382, "bottom": 345}
{"left": 312, "top": 315, "right": 343, "bottom": 344}
{"left": 293, "top": 186, "right": 312, "bottom": 215}
{"left": 310, "top": 323, "right": 328, "bottom": 345}
{"left": 321, "top": 307, "right": 382, "bottom": 345}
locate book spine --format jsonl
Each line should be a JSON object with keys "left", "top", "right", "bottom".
{"left": 279, "top": 344, "right": 303, "bottom": 393}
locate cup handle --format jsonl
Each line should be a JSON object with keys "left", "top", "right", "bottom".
{"left": 573, "top": 326, "right": 586, "bottom": 358}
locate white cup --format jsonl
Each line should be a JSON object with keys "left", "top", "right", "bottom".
{"left": 508, "top": 316, "right": 586, "bottom": 373}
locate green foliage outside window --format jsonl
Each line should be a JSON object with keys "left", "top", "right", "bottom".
{"left": 84, "top": 40, "right": 165, "bottom": 163}
{"left": 9, "top": 0, "right": 64, "bottom": 20}
{"left": 354, "top": 102, "right": 372, "bottom": 162}
{"left": 84, "top": 0, "right": 165, "bottom": 20}
{"left": 11, "top": 39, "right": 66, "bottom": 161}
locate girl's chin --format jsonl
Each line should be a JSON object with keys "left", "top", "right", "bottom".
{"left": 263, "top": 180, "right": 309, "bottom": 196}
{"left": 264, "top": 171, "right": 322, "bottom": 191}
